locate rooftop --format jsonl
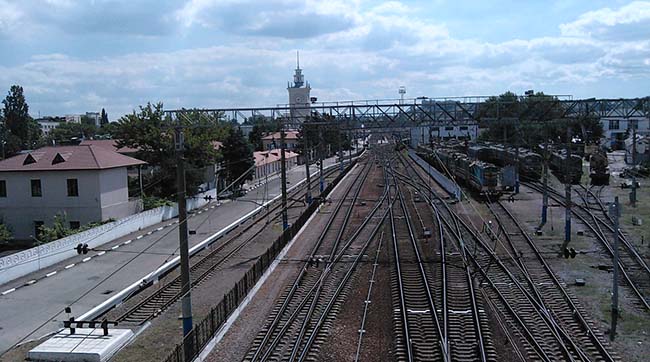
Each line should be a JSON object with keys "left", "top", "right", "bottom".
{"left": 254, "top": 150, "right": 298, "bottom": 166}
{"left": 0, "top": 145, "right": 146, "bottom": 172}
{"left": 261, "top": 131, "right": 299, "bottom": 141}
{"left": 79, "top": 139, "right": 140, "bottom": 154}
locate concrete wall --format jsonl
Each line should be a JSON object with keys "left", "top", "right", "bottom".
{"left": 0, "top": 188, "right": 216, "bottom": 284}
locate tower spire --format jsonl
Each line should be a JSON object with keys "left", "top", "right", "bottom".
{"left": 297, "top": 50, "right": 300, "bottom": 70}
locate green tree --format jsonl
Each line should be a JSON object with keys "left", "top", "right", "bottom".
{"left": 222, "top": 127, "right": 254, "bottom": 191}
{"left": 47, "top": 122, "right": 97, "bottom": 145}
{"left": 100, "top": 108, "right": 109, "bottom": 126}
{"left": 247, "top": 116, "right": 279, "bottom": 151}
{"left": 0, "top": 223, "right": 12, "bottom": 246}
{"left": 112, "top": 103, "right": 226, "bottom": 198}
{"left": 2, "top": 85, "right": 41, "bottom": 155}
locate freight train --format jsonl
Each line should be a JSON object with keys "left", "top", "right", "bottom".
{"left": 549, "top": 149, "right": 583, "bottom": 184}
{"left": 417, "top": 146, "right": 501, "bottom": 197}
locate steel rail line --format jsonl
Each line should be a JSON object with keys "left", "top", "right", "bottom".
{"left": 397, "top": 153, "right": 604, "bottom": 361}
{"left": 523, "top": 181, "right": 650, "bottom": 311}
{"left": 405, "top": 155, "right": 617, "bottom": 361}
{"left": 114, "top": 166, "right": 341, "bottom": 324}
{"left": 247, "top": 157, "right": 374, "bottom": 361}
{"left": 389, "top": 167, "right": 448, "bottom": 361}
{"left": 396, "top": 155, "right": 490, "bottom": 362}
{"left": 488, "top": 200, "right": 615, "bottom": 361}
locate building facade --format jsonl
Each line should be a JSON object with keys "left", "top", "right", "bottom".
{"left": 253, "top": 150, "right": 299, "bottom": 181}
{"left": 261, "top": 131, "right": 299, "bottom": 151}
{"left": 600, "top": 116, "right": 650, "bottom": 150}
{"left": 0, "top": 145, "right": 145, "bottom": 240}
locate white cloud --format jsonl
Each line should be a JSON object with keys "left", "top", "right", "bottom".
{"left": 560, "top": 1, "right": 650, "bottom": 40}
{"left": 0, "top": 1, "right": 23, "bottom": 34}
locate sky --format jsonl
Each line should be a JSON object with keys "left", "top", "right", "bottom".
{"left": 0, "top": 0, "right": 649, "bottom": 120}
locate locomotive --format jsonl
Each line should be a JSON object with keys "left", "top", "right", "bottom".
{"left": 549, "top": 149, "right": 583, "bottom": 184}
{"left": 589, "top": 150, "right": 610, "bottom": 185}
{"left": 465, "top": 144, "right": 543, "bottom": 180}
{"left": 418, "top": 146, "right": 500, "bottom": 197}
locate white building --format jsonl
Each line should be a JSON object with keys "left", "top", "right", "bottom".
{"left": 0, "top": 145, "right": 146, "bottom": 239}
{"left": 409, "top": 124, "right": 479, "bottom": 148}
{"left": 37, "top": 120, "right": 61, "bottom": 135}
{"left": 287, "top": 52, "right": 311, "bottom": 122}
{"left": 600, "top": 116, "right": 650, "bottom": 150}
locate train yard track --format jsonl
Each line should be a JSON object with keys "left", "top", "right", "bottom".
{"left": 397, "top": 151, "right": 617, "bottom": 361}
{"left": 244, "top": 156, "right": 388, "bottom": 362}
{"left": 113, "top": 166, "right": 341, "bottom": 325}
{"left": 523, "top": 180, "right": 650, "bottom": 311}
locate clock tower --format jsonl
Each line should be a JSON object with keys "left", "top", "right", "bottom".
{"left": 287, "top": 51, "right": 311, "bottom": 122}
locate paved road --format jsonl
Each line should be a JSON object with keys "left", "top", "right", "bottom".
{"left": 0, "top": 156, "right": 344, "bottom": 354}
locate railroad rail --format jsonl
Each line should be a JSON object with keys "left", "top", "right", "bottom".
{"left": 523, "top": 181, "right": 650, "bottom": 311}
{"left": 398, "top": 151, "right": 617, "bottom": 361}
{"left": 244, "top": 157, "right": 388, "bottom": 362}
{"left": 114, "top": 166, "right": 342, "bottom": 324}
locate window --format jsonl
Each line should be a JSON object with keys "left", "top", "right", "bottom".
{"left": 31, "top": 179, "right": 42, "bottom": 197}
{"left": 445, "top": 126, "right": 454, "bottom": 131}
{"left": 629, "top": 120, "right": 639, "bottom": 130}
{"left": 0, "top": 180, "right": 6, "bottom": 197}
{"left": 431, "top": 127, "right": 440, "bottom": 131}
{"left": 34, "top": 221, "right": 44, "bottom": 238}
{"left": 460, "top": 126, "right": 469, "bottom": 131}
{"left": 67, "top": 179, "right": 79, "bottom": 197}
{"left": 608, "top": 120, "right": 619, "bottom": 130}
{"left": 69, "top": 221, "right": 81, "bottom": 230}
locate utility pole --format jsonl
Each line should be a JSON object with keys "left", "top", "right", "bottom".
{"left": 338, "top": 129, "right": 344, "bottom": 172}
{"left": 609, "top": 196, "right": 620, "bottom": 340}
{"left": 319, "top": 127, "right": 324, "bottom": 193}
{"left": 541, "top": 142, "right": 549, "bottom": 227}
{"left": 561, "top": 125, "right": 572, "bottom": 254}
{"left": 304, "top": 133, "right": 312, "bottom": 204}
{"left": 280, "top": 127, "right": 289, "bottom": 230}
{"left": 631, "top": 125, "right": 637, "bottom": 206}
{"left": 174, "top": 127, "right": 193, "bottom": 345}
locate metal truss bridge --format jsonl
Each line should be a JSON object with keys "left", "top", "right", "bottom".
{"left": 165, "top": 96, "right": 650, "bottom": 130}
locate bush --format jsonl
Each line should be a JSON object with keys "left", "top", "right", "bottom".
{"left": 143, "top": 196, "right": 173, "bottom": 211}
{"left": 0, "top": 224, "right": 13, "bottom": 245}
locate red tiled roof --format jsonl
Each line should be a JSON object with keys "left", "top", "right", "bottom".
{"left": 261, "top": 131, "right": 299, "bottom": 141}
{"left": 79, "top": 139, "right": 140, "bottom": 154}
{"left": 0, "top": 145, "right": 146, "bottom": 172}
{"left": 254, "top": 150, "right": 298, "bottom": 166}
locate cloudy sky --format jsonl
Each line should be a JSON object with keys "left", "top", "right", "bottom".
{"left": 0, "top": 0, "right": 649, "bottom": 120}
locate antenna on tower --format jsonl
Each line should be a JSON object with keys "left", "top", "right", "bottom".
{"left": 297, "top": 51, "right": 300, "bottom": 69}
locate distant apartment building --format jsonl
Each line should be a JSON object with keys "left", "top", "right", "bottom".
{"left": 261, "top": 131, "right": 300, "bottom": 151}
{"left": 0, "top": 145, "right": 146, "bottom": 239}
{"left": 35, "top": 116, "right": 65, "bottom": 135}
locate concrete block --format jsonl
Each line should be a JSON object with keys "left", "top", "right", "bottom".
{"left": 28, "top": 328, "right": 133, "bottom": 362}
{"left": 575, "top": 278, "right": 586, "bottom": 286}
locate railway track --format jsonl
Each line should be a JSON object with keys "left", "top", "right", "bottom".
{"left": 391, "top": 155, "right": 495, "bottom": 362}
{"left": 523, "top": 181, "right": 650, "bottom": 311}
{"left": 114, "top": 166, "right": 342, "bottom": 324}
{"left": 244, "top": 157, "right": 388, "bottom": 362}
{"left": 398, "top": 151, "right": 617, "bottom": 361}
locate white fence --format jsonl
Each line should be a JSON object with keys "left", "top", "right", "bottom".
{"left": 0, "top": 189, "right": 217, "bottom": 285}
